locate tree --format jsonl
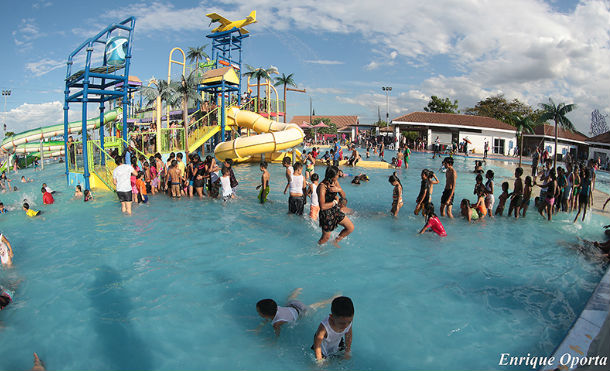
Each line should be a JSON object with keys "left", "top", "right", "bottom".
{"left": 141, "top": 79, "right": 175, "bottom": 110}
{"left": 274, "top": 73, "right": 297, "bottom": 123}
{"left": 170, "top": 69, "right": 204, "bottom": 154}
{"left": 512, "top": 115, "right": 536, "bottom": 167}
{"left": 538, "top": 98, "right": 576, "bottom": 170}
{"left": 4, "top": 131, "right": 14, "bottom": 138}
{"left": 242, "top": 65, "right": 278, "bottom": 113}
{"left": 465, "top": 94, "right": 534, "bottom": 123}
{"left": 186, "top": 45, "right": 209, "bottom": 70}
{"left": 313, "top": 117, "right": 336, "bottom": 134}
{"left": 590, "top": 109, "right": 609, "bottom": 137}
{"left": 424, "top": 96, "right": 459, "bottom": 113}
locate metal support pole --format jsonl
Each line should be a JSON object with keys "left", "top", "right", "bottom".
{"left": 99, "top": 105, "right": 105, "bottom": 165}
{"left": 39, "top": 140, "right": 44, "bottom": 170}
{"left": 221, "top": 83, "right": 226, "bottom": 142}
{"left": 63, "top": 100, "right": 69, "bottom": 185}
{"left": 81, "top": 46, "right": 92, "bottom": 191}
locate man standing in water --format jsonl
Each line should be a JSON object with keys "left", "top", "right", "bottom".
{"left": 440, "top": 157, "right": 456, "bottom": 218}
{"left": 112, "top": 156, "right": 137, "bottom": 215}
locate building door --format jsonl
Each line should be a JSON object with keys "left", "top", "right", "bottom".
{"left": 493, "top": 138, "right": 505, "bottom": 155}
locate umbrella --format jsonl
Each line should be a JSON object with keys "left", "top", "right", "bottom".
{"left": 298, "top": 122, "right": 311, "bottom": 129}
{"left": 314, "top": 122, "right": 328, "bottom": 128}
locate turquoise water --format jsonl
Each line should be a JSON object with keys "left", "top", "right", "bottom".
{"left": 0, "top": 153, "right": 607, "bottom": 371}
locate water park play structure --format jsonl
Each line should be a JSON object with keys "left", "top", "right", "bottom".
{"left": 2, "top": 10, "right": 388, "bottom": 191}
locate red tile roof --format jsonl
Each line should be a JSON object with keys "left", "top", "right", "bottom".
{"left": 393, "top": 112, "right": 516, "bottom": 131}
{"left": 290, "top": 115, "right": 359, "bottom": 129}
{"left": 530, "top": 124, "right": 588, "bottom": 142}
{"left": 585, "top": 131, "right": 610, "bottom": 144}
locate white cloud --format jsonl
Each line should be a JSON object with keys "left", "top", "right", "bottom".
{"left": 304, "top": 60, "right": 344, "bottom": 65}
{"left": 307, "top": 87, "right": 347, "bottom": 94}
{"left": 25, "top": 58, "right": 64, "bottom": 77}
{"left": 13, "top": 18, "right": 43, "bottom": 48}
{"left": 32, "top": 0, "right": 52, "bottom": 9}
{"left": 365, "top": 61, "right": 380, "bottom": 70}
{"left": 5, "top": 101, "right": 63, "bottom": 132}
{"left": 98, "top": 0, "right": 610, "bottom": 131}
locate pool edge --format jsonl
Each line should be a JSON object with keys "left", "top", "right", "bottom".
{"left": 542, "top": 264, "right": 610, "bottom": 370}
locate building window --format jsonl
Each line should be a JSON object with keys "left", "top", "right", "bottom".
{"left": 493, "top": 138, "right": 505, "bottom": 154}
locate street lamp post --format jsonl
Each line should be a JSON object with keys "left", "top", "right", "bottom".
{"left": 2, "top": 90, "right": 11, "bottom": 135}
{"left": 381, "top": 86, "right": 391, "bottom": 137}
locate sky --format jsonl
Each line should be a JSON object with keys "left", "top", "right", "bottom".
{"left": 1, "top": 0, "right": 609, "bottom": 136}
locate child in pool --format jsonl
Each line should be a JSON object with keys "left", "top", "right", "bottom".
{"left": 473, "top": 187, "right": 488, "bottom": 219}
{"left": 255, "top": 289, "right": 336, "bottom": 337}
{"left": 41, "top": 187, "right": 54, "bottom": 205}
{"left": 507, "top": 167, "right": 524, "bottom": 219}
{"left": 389, "top": 172, "right": 403, "bottom": 217}
{"left": 419, "top": 203, "right": 447, "bottom": 237}
{"left": 495, "top": 182, "right": 510, "bottom": 216}
{"left": 484, "top": 170, "right": 495, "bottom": 218}
{"left": 220, "top": 166, "right": 234, "bottom": 201}
{"left": 136, "top": 172, "right": 148, "bottom": 204}
{"left": 521, "top": 176, "right": 533, "bottom": 217}
{"left": 0, "top": 234, "right": 14, "bottom": 267}
{"left": 20, "top": 176, "right": 32, "bottom": 183}
{"left": 22, "top": 203, "right": 41, "bottom": 217}
{"left": 574, "top": 168, "right": 591, "bottom": 223}
{"left": 414, "top": 170, "right": 430, "bottom": 215}
{"left": 460, "top": 199, "right": 480, "bottom": 222}
{"left": 74, "top": 185, "right": 83, "bottom": 198}
{"left": 312, "top": 296, "right": 354, "bottom": 362}
{"left": 0, "top": 203, "right": 7, "bottom": 213}
{"left": 474, "top": 173, "right": 484, "bottom": 196}
{"left": 0, "top": 285, "right": 13, "bottom": 310}
{"left": 42, "top": 183, "right": 54, "bottom": 194}
{"left": 84, "top": 189, "right": 92, "bottom": 202}
{"left": 256, "top": 161, "right": 270, "bottom": 204}
{"left": 308, "top": 173, "right": 320, "bottom": 220}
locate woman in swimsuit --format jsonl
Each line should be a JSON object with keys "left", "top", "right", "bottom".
{"left": 317, "top": 166, "right": 354, "bottom": 246}
{"left": 460, "top": 199, "right": 480, "bottom": 222}
{"left": 484, "top": 170, "right": 495, "bottom": 218}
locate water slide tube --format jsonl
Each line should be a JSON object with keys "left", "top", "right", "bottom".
{"left": 0, "top": 108, "right": 121, "bottom": 154}
{"left": 214, "top": 107, "right": 304, "bottom": 161}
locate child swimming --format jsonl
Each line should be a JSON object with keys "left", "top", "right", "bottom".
{"left": 414, "top": 170, "right": 430, "bottom": 215}
{"left": 508, "top": 167, "right": 524, "bottom": 219}
{"left": 84, "top": 189, "right": 92, "bottom": 202}
{"left": 312, "top": 296, "right": 354, "bottom": 361}
{"left": 23, "top": 202, "right": 41, "bottom": 217}
{"left": 74, "top": 185, "right": 83, "bottom": 198}
{"left": 419, "top": 203, "right": 447, "bottom": 237}
{"left": 255, "top": 289, "right": 336, "bottom": 337}
{"left": 495, "top": 182, "right": 510, "bottom": 216}
{"left": 0, "top": 234, "right": 14, "bottom": 267}
{"left": 41, "top": 187, "right": 54, "bottom": 205}
{"left": 389, "top": 172, "right": 403, "bottom": 217}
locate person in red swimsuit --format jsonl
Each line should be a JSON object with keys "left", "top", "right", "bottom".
{"left": 42, "top": 187, "right": 54, "bottom": 205}
{"left": 419, "top": 203, "right": 447, "bottom": 237}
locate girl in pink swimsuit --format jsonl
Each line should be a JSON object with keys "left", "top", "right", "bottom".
{"left": 419, "top": 203, "right": 447, "bottom": 237}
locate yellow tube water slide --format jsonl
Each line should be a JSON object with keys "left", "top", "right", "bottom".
{"left": 214, "top": 107, "right": 304, "bottom": 161}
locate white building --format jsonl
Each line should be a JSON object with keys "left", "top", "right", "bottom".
{"left": 392, "top": 112, "right": 517, "bottom": 156}
{"left": 587, "top": 131, "right": 610, "bottom": 165}
{"left": 522, "top": 124, "right": 588, "bottom": 161}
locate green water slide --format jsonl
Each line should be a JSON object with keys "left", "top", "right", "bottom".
{"left": 0, "top": 108, "right": 122, "bottom": 154}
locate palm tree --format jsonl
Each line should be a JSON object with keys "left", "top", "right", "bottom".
{"left": 243, "top": 65, "right": 278, "bottom": 113}
{"left": 141, "top": 79, "right": 175, "bottom": 109}
{"left": 186, "top": 45, "right": 209, "bottom": 70}
{"left": 513, "top": 115, "right": 536, "bottom": 168}
{"left": 274, "top": 73, "right": 297, "bottom": 123}
{"left": 170, "top": 69, "right": 204, "bottom": 154}
{"left": 538, "top": 98, "right": 576, "bottom": 170}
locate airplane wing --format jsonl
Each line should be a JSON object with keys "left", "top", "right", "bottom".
{"left": 238, "top": 28, "right": 249, "bottom": 35}
{"left": 206, "top": 12, "right": 231, "bottom": 25}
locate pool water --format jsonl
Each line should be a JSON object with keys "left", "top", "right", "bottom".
{"left": 0, "top": 152, "right": 607, "bottom": 371}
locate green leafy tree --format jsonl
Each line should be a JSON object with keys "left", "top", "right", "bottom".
{"left": 170, "top": 69, "right": 204, "bottom": 153}
{"left": 313, "top": 117, "right": 336, "bottom": 134}
{"left": 465, "top": 94, "right": 534, "bottom": 123}
{"left": 512, "top": 115, "right": 536, "bottom": 167}
{"left": 4, "top": 131, "right": 14, "bottom": 138}
{"left": 424, "top": 96, "right": 459, "bottom": 113}
{"left": 538, "top": 98, "right": 576, "bottom": 170}
{"left": 243, "top": 65, "right": 278, "bottom": 113}
{"left": 186, "top": 45, "right": 209, "bottom": 70}
{"left": 274, "top": 73, "right": 297, "bottom": 123}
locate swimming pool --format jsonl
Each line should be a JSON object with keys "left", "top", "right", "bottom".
{"left": 0, "top": 152, "right": 607, "bottom": 370}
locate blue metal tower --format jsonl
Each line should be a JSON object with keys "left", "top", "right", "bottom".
{"left": 63, "top": 17, "right": 136, "bottom": 190}
{"left": 199, "top": 28, "right": 248, "bottom": 142}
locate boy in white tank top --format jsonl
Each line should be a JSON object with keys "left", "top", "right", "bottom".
{"left": 312, "top": 296, "right": 354, "bottom": 361}
{"left": 255, "top": 288, "right": 337, "bottom": 337}
{"left": 308, "top": 173, "right": 320, "bottom": 220}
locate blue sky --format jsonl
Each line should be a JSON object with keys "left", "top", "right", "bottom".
{"left": 1, "top": 0, "right": 608, "bottom": 135}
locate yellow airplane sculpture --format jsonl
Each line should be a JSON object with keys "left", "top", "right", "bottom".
{"left": 206, "top": 11, "right": 257, "bottom": 35}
